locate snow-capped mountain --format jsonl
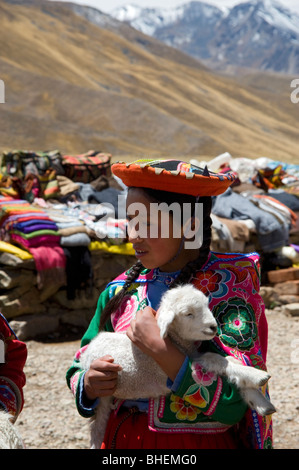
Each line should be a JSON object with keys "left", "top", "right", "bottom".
{"left": 111, "top": 0, "right": 299, "bottom": 74}
{"left": 112, "top": 2, "right": 225, "bottom": 38}
{"left": 112, "top": 4, "right": 177, "bottom": 35}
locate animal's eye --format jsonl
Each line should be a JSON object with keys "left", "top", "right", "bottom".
{"left": 186, "top": 313, "right": 194, "bottom": 317}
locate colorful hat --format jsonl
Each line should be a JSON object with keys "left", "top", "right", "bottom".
{"left": 112, "top": 159, "right": 235, "bottom": 197}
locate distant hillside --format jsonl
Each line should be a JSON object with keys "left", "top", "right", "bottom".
{"left": 0, "top": 0, "right": 298, "bottom": 163}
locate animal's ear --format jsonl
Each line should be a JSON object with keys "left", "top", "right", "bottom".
{"left": 157, "top": 309, "right": 176, "bottom": 339}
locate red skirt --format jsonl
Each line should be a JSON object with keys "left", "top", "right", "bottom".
{"left": 100, "top": 408, "right": 238, "bottom": 449}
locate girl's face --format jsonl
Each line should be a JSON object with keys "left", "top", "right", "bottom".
{"left": 126, "top": 188, "right": 200, "bottom": 272}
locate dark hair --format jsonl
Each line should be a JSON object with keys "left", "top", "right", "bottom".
{"left": 98, "top": 188, "right": 212, "bottom": 330}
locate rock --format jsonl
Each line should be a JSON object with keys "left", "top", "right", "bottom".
{"left": 60, "top": 309, "right": 94, "bottom": 329}
{"left": 283, "top": 303, "right": 299, "bottom": 317}
{"left": 267, "top": 267, "right": 299, "bottom": 284}
{"left": 9, "top": 313, "right": 60, "bottom": 341}
{"left": 91, "top": 251, "right": 136, "bottom": 279}
{"left": 260, "top": 286, "right": 280, "bottom": 308}
{"left": 279, "top": 294, "right": 299, "bottom": 304}
{"left": 0, "top": 284, "right": 35, "bottom": 304}
{"left": 38, "top": 283, "right": 65, "bottom": 302}
{"left": 0, "top": 267, "right": 36, "bottom": 289}
{"left": 0, "top": 287, "right": 46, "bottom": 319}
{"left": 273, "top": 280, "right": 299, "bottom": 295}
{"left": 0, "top": 252, "right": 35, "bottom": 268}
{"left": 52, "top": 287, "right": 100, "bottom": 310}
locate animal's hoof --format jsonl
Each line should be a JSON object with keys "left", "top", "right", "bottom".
{"left": 258, "top": 373, "right": 271, "bottom": 387}
{"left": 240, "top": 368, "right": 270, "bottom": 389}
{"left": 257, "top": 403, "right": 277, "bottom": 416}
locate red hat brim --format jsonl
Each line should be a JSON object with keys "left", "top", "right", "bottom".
{"left": 112, "top": 160, "right": 235, "bottom": 197}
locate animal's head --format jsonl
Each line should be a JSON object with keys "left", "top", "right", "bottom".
{"left": 157, "top": 284, "right": 217, "bottom": 341}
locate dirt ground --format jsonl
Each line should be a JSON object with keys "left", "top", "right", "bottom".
{"left": 14, "top": 307, "right": 299, "bottom": 450}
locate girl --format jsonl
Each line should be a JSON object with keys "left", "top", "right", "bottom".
{"left": 66, "top": 159, "right": 273, "bottom": 449}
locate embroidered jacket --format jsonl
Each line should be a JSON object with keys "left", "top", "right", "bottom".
{"left": 66, "top": 251, "right": 273, "bottom": 449}
{"left": 0, "top": 313, "right": 27, "bottom": 421}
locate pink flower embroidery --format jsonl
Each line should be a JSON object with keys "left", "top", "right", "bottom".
{"left": 191, "top": 361, "right": 216, "bottom": 386}
{"left": 112, "top": 294, "right": 139, "bottom": 332}
{"left": 75, "top": 345, "right": 88, "bottom": 360}
{"left": 70, "top": 371, "right": 81, "bottom": 396}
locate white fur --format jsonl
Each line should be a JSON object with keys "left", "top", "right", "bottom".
{"left": 0, "top": 411, "right": 24, "bottom": 449}
{"left": 81, "top": 284, "right": 275, "bottom": 448}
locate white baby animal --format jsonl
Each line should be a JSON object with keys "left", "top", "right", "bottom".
{"left": 0, "top": 411, "right": 24, "bottom": 449}
{"left": 81, "top": 284, "right": 275, "bottom": 449}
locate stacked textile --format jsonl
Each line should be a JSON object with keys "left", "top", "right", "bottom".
{"left": 190, "top": 154, "right": 299, "bottom": 269}
{"left": 212, "top": 188, "right": 293, "bottom": 253}
{"left": 252, "top": 162, "right": 299, "bottom": 196}
{"left": 0, "top": 198, "right": 60, "bottom": 248}
{"left": 39, "top": 200, "right": 128, "bottom": 246}
{"left": 0, "top": 150, "right": 63, "bottom": 202}
{"left": 211, "top": 214, "right": 253, "bottom": 253}
{"left": 0, "top": 197, "right": 66, "bottom": 289}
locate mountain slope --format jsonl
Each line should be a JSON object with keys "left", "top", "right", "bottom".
{"left": 0, "top": 0, "right": 298, "bottom": 163}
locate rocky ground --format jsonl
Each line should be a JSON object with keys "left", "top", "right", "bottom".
{"left": 13, "top": 304, "right": 299, "bottom": 450}
{"left": 264, "top": 307, "right": 299, "bottom": 449}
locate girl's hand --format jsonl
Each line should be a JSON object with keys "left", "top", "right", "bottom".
{"left": 126, "top": 307, "right": 185, "bottom": 381}
{"left": 126, "top": 306, "right": 164, "bottom": 357}
{"left": 83, "top": 355, "right": 122, "bottom": 401}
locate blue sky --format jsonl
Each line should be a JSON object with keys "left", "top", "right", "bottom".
{"left": 49, "top": 0, "right": 299, "bottom": 15}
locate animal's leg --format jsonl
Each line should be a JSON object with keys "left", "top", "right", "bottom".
{"left": 197, "top": 353, "right": 271, "bottom": 389}
{"left": 241, "top": 388, "right": 276, "bottom": 416}
{"left": 226, "top": 356, "right": 271, "bottom": 388}
{"left": 196, "top": 353, "right": 276, "bottom": 416}
{"left": 89, "top": 396, "right": 113, "bottom": 449}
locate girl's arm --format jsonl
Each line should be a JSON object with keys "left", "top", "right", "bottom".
{"left": 83, "top": 355, "right": 122, "bottom": 401}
